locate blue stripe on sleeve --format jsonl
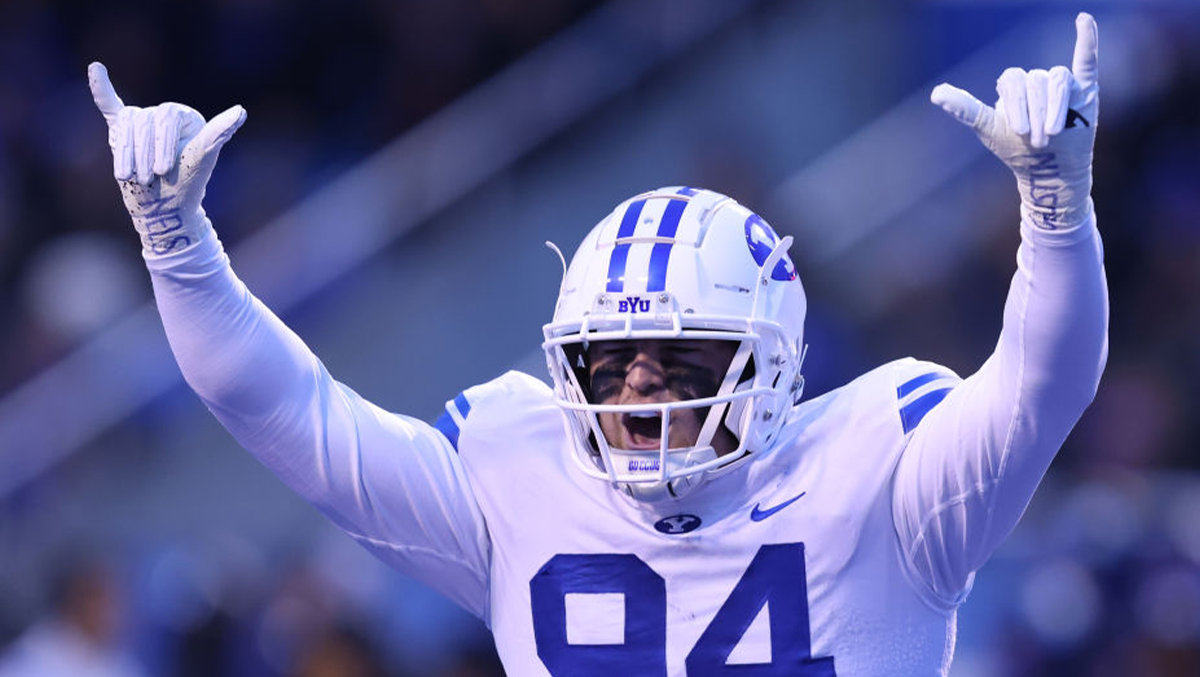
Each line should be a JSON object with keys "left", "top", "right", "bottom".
{"left": 897, "top": 372, "right": 943, "bottom": 398}
{"left": 605, "top": 199, "right": 646, "bottom": 292}
{"left": 647, "top": 198, "right": 688, "bottom": 292}
{"left": 900, "top": 387, "right": 953, "bottom": 434}
{"left": 434, "top": 410, "right": 461, "bottom": 451}
{"left": 453, "top": 392, "right": 472, "bottom": 418}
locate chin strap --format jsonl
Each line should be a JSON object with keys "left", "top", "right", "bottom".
{"left": 791, "top": 343, "right": 809, "bottom": 404}
{"left": 695, "top": 341, "right": 754, "bottom": 451}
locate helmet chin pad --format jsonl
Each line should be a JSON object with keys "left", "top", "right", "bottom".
{"left": 611, "top": 446, "right": 717, "bottom": 502}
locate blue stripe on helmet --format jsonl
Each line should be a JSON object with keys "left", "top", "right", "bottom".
{"left": 647, "top": 242, "right": 671, "bottom": 291}
{"left": 605, "top": 199, "right": 647, "bottom": 292}
{"left": 646, "top": 193, "right": 690, "bottom": 292}
{"left": 605, "top": 246, "right": 631, "bottom": 292}
{"left": 657, "top": 196, "right": 687, "bottom": 238}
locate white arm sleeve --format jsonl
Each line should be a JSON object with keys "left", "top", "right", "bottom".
{"left": 893, "top": 212, "right": 1108, "bottom": 608}
{"left": 144, "top": 231, "right": 492, "bottom": 619}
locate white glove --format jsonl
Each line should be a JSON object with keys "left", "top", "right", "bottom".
{"left": 89, "top": 62, "right": 247, "bottom": 256}
{"left": 931, "top": 13, "right": 1099, "bottom": 231}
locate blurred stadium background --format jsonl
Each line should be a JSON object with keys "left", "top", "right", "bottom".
{"left": 1, "top": 0, "right": 1198, "bottom": 675}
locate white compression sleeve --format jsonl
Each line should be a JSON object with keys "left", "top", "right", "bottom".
{"left": 144, "top": 230, "right": 492, "bottom": 619}
{"left": 892, "top": 212, "right": 1108, "bottom": 607}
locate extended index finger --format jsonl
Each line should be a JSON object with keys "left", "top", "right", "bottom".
{"left": 1071, "top": 13, "right": 1099, "bottom": 88}
{"left": 87, "top": 62, "right": 125, "bottom": 123}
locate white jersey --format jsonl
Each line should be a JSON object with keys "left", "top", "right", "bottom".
{"left": 143, "top": 214, "right": 1107, "bottom": 676}
{"left": 450, "top": 362, "right": 959, "bottom": 676}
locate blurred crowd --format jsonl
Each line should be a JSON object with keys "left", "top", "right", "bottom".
{"left": 0, "top": 0, "right": 601, "bottom": 394}
{"left": 802, "top": 6, "right": 1200, "bottom": 475}
{"left": 1, "top": 0, "right": 1198, "bottom": 676}
{"left": 0, "top": 540, "right": 505, "bottom": 677}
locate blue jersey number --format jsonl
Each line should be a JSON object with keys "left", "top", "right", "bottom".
{"left": 531, "top": 554, "right": 667, "bottom": 676}
{"left": 530, "top": 543, "right": 835, "bottom": 676}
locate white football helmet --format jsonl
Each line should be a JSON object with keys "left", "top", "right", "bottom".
{"left": 542, "top": 187, "right": 807, "bottom": 501}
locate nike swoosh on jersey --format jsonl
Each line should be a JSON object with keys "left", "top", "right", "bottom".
{"left": 750, "top": 491, "right": 806, "bottom": 522}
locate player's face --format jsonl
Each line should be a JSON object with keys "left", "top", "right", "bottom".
{"left": 588, "top": 339, "right": 739, "bottom": 456}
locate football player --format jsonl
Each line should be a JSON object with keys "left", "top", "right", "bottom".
{"left": 89, "top": 13, "right": 1107, "bottom": 676}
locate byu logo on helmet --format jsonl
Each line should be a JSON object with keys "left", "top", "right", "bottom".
{"left": 745, "top": 214, "right": 798, "bottom": 281}
{"left": 618, "top": 296, "right": 650, "bottom": 313}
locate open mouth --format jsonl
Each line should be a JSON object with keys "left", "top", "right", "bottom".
{"left": 621, "top": 412, "right": 663, "bottom": 448}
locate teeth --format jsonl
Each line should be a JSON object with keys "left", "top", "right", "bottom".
{"left": 627, "top": 412, "right": 661, "bottom": 418}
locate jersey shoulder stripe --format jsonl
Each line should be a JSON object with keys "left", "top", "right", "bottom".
{"left": 434, "top": 392, "right": 473, "bottom": 451}
{"left": 433, "top": 371, "right": 554, "bottom": 452}
{"left": 900, "top": 388, "right": 952, "bottom": 434}
{"left": 891, "top": 358, "right": 962, "bottom": 435}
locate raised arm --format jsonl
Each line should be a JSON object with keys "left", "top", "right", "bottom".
{"left": 892, "top": 14, "right": 1109, "bottom": 607}
{"left": 89, "top": 63, "right": 491, "bottom": 617}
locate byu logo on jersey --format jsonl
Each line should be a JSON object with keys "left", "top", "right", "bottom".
{"left": 744, "top": 214, "right": 798, "bottom": 281}
{"left": 654, "top": 514, "right": 702, "bottom": 534}
{"left": 618, "top": 296, "right": 650, "bottom": 313}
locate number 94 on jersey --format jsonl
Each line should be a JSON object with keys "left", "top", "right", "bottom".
{"left": 530, "top": 542, "right": 836, "bottom": 676}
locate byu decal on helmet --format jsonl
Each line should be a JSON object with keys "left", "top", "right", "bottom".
{"left": 542, "top": 187, "right": 807, "bottom": 501}
{"left": 745, "top": 214, "right": 798, "bottom": 282}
